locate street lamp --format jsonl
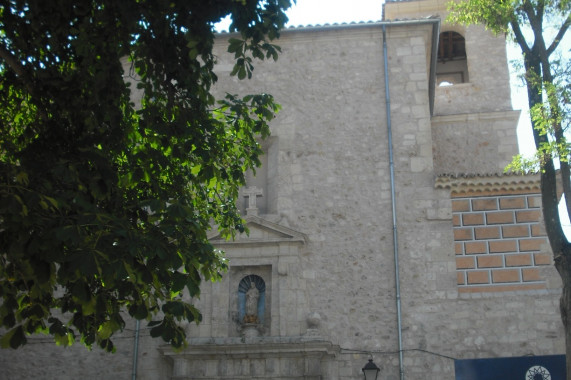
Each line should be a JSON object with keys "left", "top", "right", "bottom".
{"left": 362, "top": 358, "right": 380, "bottom": 380}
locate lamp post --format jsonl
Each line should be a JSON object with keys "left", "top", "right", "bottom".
{"left": 362, "top": 358, "right": 380, "bottom": 380}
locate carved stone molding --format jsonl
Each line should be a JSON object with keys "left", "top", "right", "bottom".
{"left": 435, "top": 172, "right": 542, "bottom": 196}
{"left": 160, "top": 337, "right": 340, "bottom": 379}
{"left": 208, "top": 215, "right": 307, "bottom": 247}
{"left": 189, "top": 216, "right": 311, "bottom": 339}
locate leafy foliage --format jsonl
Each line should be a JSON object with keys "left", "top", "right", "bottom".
{"left": 0, "top": 0, "right": 292, "bottom": 352}
{"left": 447, "top": 0, "right": 516, "bottom": 34}
{"left": 505, "top": 55, "right": 571, "bottom": 174}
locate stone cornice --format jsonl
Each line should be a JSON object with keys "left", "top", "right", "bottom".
{"left": 435, "top": 172, "right": 541, "bottom": 196}
{"left": 160, "top": 338, "right": 340, "bottom": 379}
{"left": 160, "top": 337, "right": 340, "bottom": 359}
{"left": 216, "top": 18, "right": 440, "bottom": 46}
{"left": 431, "top": 109, "right": 521, "bottom": 124}
{"left": 208, "top": 215, "right": 307, "bottom": 246}
{"left": 216, "top": 19, "right": 439, "bottom": 35}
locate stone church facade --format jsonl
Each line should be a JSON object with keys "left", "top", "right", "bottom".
{"left": 1, "top": 0, "right": 565, "bottom": 379}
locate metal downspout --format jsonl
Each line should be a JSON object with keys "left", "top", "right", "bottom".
{"left": 382, "top": 24, "right": 405, "bottom": 380}
{"left": 131, "top": 319, "right": 141, "bottom": 380}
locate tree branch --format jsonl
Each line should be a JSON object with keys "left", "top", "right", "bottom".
{"left": 560, "top": 161, "right": 571, "bottom": 229}
{"left": 510, "top": 19, "right": 531, "bottom": 55}
{"left": 0, "top": 43, "right": 28, "bottom": 79}
{"left": 522, "top": 0, "right": 543, "bottom": 39}
{"left": 547, "top": 12, "right": 571, "bottom": 56}
{"left": 536, "top": 0, "right": 545, "bottom": 24}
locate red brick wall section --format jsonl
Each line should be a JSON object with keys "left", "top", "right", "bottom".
{"left": 452, "top": 193, "right": 550, "bottom": 293}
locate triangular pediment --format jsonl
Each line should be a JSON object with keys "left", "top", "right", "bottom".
{"left": 208, "top": 215, "right": 307, "bottom": 246}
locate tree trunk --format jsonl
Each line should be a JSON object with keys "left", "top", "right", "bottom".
{"left": 523, "top": 30, "right": 571, "bottom": 379}
{"left": 539, "top": 97, "right": 571, "bottom": 380}
{"left": 540, "top": 164, "right": 570, "bottom": 378}
{"left": 554, "top": 252, "right": 571, "bottom": 379}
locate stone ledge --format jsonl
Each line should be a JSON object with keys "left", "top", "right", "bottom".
{"left": 431, "top": 109, "right": 521, "bottom": 123}
{"left": 161, "top": 336, "right": 339, "bottom": 358}
{"left": 160, "top": 337, "right": 340, "bottom": 380}
{"left": 458, "top": 283, "right": 546, "bottom": 294}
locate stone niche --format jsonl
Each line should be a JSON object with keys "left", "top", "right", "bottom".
{"left": 229, "top": 265, "right": 272, "bottom": 337}
{"left": 208, "top": 215, "right": 310, "bottom": 338}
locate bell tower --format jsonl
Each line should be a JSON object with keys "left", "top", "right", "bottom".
{"left": 384, "top": 0, "right": 514, "bottom": 117}
{"left": 384, "top": 0, "right": 520, "bottom": 174}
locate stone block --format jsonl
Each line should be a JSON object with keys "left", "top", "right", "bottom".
{"left": 467, "top": 270, "right": 490, "bottom": 284}
{"left": 516, "top": 210, "right": 542, "bottom": 223}
{"left": 489, "top": 240, "right": 517, "bottom": 253}
{"left": 452, "top": 199, "right": 471, "bottom": 212}
{"left": 454, "top": 228, "right": 473, "bottom": 241}
{"left": 456, "top": 256, "right": 475, "bottom": 269}
{"left": 474, "top": 226, "right": 500, "bottom": 239}
{"left": 531, "top": 224, "right": 547, "bottom": 237}
{"left": 499, "top": 196, "right": 526, "bottom": 209}
{"left": 519, "top": 238, "right": 547, "bottom": 252}
{"left": 527, "top": 195, "right": 542, "bottom": 208}
{"left": 522, "top": 268, "right": 541, "bottom": 282}
{"left": 534, "top": 253, "right": 552, "bottom": 265}
{"left": 502, "top": 225, "right": 530, "bottom": 238}
{"left": 505, "top": 253, "right": 532, "bottom": 267}
{"left": 492, "top": 269, "right": 520, "bottom": 283}
{"left": 477, "top": 255, "right": 503, "bottom": 268}
{"left": 486, "top": 211, "right": 515, "bottom": 224}
{"left": 465, "top": 241, "right": 487, "bottom": 254}
{"left": 472, "top": 198, "right": 498, "bottom": 211}
{"left": 463, "top": 213, "right": 485, "bottom": 225}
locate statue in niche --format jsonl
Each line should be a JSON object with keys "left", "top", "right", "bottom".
{"left": 244, "top": 282, "right": 259, "bottom": 323}
{"left": 237, "top": 275, "right": 265, "bottom": 337}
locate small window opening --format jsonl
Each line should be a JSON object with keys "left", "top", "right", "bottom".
{"left": 436, "top": 31, "right": 469, "bottom": 85}
{"left": 438, "top": 31, "right": 466, "bottom": 62}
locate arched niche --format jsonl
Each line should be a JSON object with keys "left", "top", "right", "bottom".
{"left": 436, "top": 31, "right": 469, "bottom": 85}
{"left": 238, "top": 274, "right": 266, "bottom": 324}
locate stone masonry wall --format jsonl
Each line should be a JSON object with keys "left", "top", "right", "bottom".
{"left": 431, "top": 112, "right": 520, "bottom": 175}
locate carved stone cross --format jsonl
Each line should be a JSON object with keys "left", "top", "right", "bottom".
{"left": 243, "top": 186, "right": 263, "bottom": 216}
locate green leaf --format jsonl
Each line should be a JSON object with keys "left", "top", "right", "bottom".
{"left": 54, "top": 332, "right": 74, "bottom": 347}
{"left": 171, "top": 271, "right": 188, "bottom": 293}
{"left": 128, "top": 304, "right": 149, "bottom": 320}
{"left": 149, "top": 322, "right": 165, "bottom": 338}
{"left": 0, "top": 326, "right": 26, "bottom": 349}
{"left": 97, "top": 320, "right": 121, "bottom": 340}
